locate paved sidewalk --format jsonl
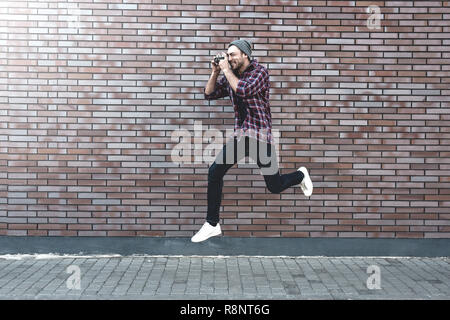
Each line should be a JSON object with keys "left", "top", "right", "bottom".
{"left": 0, "top": 254, "right": 448, "bottom": 300}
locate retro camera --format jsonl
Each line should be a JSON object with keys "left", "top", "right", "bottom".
{"left": 214, "top": 56, "right": 225, "bottom": 64}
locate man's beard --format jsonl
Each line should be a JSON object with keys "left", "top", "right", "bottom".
{"left": 231, "top": 60, "right": 243, "bottom": 75}
{"left": 231, "top": 60, "right": 243, "bottom": 71}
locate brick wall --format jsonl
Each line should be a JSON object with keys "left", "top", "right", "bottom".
{"left": 1, "top": 0, "right": 449, "bottom": 238}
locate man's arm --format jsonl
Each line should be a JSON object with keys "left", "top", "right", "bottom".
{"left": 217, "top": 57, "right": 239, "bottom": 93}
{"left": 218, "top": 58, "right": 268, "bottom": 98}
{"left": 204, "top": 73, "right": 229, "bottom": 100}
{"left": 205, "top": 70, "right": 220, "bottom": 96}
{"left": 222, "top": 68, "right": 239, "bottom": 94}
{"left": 204, "top": 54, "right": 230, "bottom": 100}
{"left": 235, "top": 70, "right": 268, "bottom": 98}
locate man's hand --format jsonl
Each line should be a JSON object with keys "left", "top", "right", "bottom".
{"left": 211, "top": 54, "right": 221, "bottom": 74}
{"left": 218, "top": 52, "right": 230, "bottom": 72}
{"left": 206, "top": 53, "right": 223, "bottom": 96}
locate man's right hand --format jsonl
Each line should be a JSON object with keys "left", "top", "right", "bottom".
{"left": 211, "top": 54, "right": 222, "bottom": 74}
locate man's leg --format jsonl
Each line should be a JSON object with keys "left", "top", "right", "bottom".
{"left": 206, "top": 136, "right": 248, "bottom": 224}
{"left": 263, "top": 169, "right": 304, "bottom": 194}
{"left": 206, "top": 161, "right": 234, "bottom": 226}
{"left": 250, "top": 138, "right": 311, "bottom": 195}
{"left": 192, "top": 137, "right": 245, "bottom": 243}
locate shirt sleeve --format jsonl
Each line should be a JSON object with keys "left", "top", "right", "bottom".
{"left": 204, "top": 76, "right": 229, "bottom": 100}
{"left": 235, "top": 68, "right": 269, "bottom": 98}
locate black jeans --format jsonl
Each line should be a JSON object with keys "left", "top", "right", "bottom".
{"left": 206, "top": 136, "right": 304, "bottom": 225}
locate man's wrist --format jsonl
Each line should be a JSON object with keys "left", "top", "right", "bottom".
{"left": 222, "top": 68, "right": 239, "bottom": 93}
{"left": 222, "top": 68, "right": 232, "bottom": 77}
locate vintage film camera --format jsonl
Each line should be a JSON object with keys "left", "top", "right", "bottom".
{"left": 214, "top": 56, "right": 225, "bottom": 64}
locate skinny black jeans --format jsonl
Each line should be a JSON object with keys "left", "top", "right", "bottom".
{"left": 206, "top": 136, "right": 304, "bottom": 225}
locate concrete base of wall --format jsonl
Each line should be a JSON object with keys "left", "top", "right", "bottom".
{"left": 0, "top": 236, "right": 449, "bottom": 257}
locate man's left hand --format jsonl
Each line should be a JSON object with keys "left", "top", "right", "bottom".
{"left": 218, "top": 52, "right": 230, "bottom": 72}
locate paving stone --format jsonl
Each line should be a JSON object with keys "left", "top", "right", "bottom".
{"left": 0, "top": 255, "right": 448, "bottom": 299}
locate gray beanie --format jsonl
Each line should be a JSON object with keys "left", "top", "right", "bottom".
{"left": 228, "top": 39, "right": 252, "bottom": 60}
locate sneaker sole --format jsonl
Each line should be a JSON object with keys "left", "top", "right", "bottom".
{"left": 298, "top": 167, "right": 313, "bottom": 197}
{"left": 191, "top": 229, "right": 222, "bottom": 243}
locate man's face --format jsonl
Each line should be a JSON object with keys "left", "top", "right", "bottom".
{"left": 227, "top": 45, "right": 247, "bottom": 72}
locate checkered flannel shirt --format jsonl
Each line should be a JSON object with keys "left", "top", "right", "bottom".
{"left": 204, "top": 59, "right": 273, "bottom": 144}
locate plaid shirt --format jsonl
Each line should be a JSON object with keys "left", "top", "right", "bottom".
{"left": 204, "top": 59, "right": 273, "bottom": 144}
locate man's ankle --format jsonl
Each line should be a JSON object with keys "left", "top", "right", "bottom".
{"left": 207, "top": 220, "right": 217, "bottom": 227}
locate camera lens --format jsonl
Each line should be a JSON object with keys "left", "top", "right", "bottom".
{"left": 214, "top": 56, "right": 225, "bottom": 64}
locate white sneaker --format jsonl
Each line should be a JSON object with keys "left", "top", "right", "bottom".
{"left": 191, "top": 222, "right": 221, "bottom": 243}
{"left": 298, "top": 167, "right": 313, "bottom": 197}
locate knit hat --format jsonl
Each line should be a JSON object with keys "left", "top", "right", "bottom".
{"left": 228, "top": 39, "right": 252, "bottom": 60}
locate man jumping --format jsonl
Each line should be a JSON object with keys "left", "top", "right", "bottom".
{"left": 191, "top": 39, "right": 313, "bottom": 243}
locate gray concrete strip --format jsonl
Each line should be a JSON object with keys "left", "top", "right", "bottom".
{"left": 0, "top": 236, "right": 449, "bottom": 257}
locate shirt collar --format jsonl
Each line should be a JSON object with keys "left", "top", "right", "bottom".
{"left": 236, "top": 59, "right": 258, "bottom": 77}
